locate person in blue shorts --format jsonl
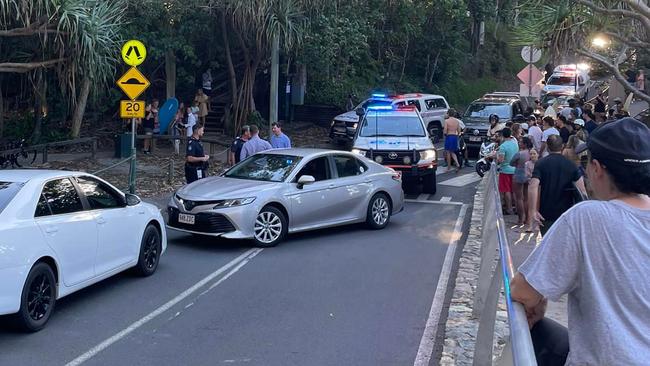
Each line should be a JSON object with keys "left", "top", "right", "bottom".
{"left": 443, "top": 108, "right": 462, "bottom": 172}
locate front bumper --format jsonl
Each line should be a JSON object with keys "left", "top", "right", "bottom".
{"left": 385, "top": 163, "right": 437, "bottom": 178}
{"left": 166, "top": 200, "right": 258, "bottom": 239}
{"left": 329, "top": 123, "right": 356, "bottom": 140}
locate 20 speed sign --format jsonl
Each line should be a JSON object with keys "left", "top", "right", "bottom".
{"left": 120, "top": 100, "right": 145, "bottom": 119}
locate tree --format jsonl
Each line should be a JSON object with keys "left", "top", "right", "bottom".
{"left": 0, "top": 0, "right": 126, "bottom": 139}
{"left": 517, "top": 0, "right": 650, "bottom": 103}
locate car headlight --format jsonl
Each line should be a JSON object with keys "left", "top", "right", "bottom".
{"left": 213, "top": 197, "right": 256, "bottom": 208}
{"left": 419, "top": 149, "right": 436, "bottom": 161}
{"left": 352, "top": 123, "right": 358, "bottom": 129}
{"left": 351, "top": 148, "right": 366, "bottom": 156}
{"left": 330, "top": 120, "right": 336, "bottom": 127}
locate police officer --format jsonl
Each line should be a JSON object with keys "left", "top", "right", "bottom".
{"left": 185, "top": 124, "right": 210, "bottom": 184}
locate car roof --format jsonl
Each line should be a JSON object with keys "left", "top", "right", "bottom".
{"left": 0, "top": 169, "right": 85, "bottom": 183}
{"left": 263, "top": 148, "right": 353, "bottom": 158}
{"left": 473, "top": 97, "right": 517, "bottom": 104}
{"left": 391, "top": 93, "right": 445, "bottom": 100}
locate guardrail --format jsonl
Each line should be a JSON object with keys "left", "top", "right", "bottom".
{"left": 134, "top": 134, "right": 230, "bottom": 155}
{"left": 0, "top": 137, "right": 97, "bottom": 164}
{"left": 472, "top": 163, "right": 537, "bottom": 366}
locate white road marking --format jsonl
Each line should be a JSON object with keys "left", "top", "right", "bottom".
{"left": 438, "top": 173, "right": 482, "bottom": 187}
{"left": 416, "top": 193, "right": 429, "bottom": 201}
{"left": 413, "top": 204, "right": 468, "bottom": 366}
{"left": 65, "top": 248, "right": 263, "bottom": 366}
{"left": 405, "top": 199, "right": 464, "bottom": 206}
{"left": 440, "top": 196, "right": 452, "bottom": 202}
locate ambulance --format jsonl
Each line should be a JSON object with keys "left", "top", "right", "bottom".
{"left": 542, "top": 64, "right": 592, "bottom": 99}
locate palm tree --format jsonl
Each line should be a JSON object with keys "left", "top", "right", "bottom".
{"left": 0, "top": 0, "right": 126, "bottom": 139}
{"left": 209, "top": 0, "right": 306, "bottom": 133}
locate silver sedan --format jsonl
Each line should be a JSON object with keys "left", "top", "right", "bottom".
{"left": 167, "top": 148, "right": 404, "bottom": 246}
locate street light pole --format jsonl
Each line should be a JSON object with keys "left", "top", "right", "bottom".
{"left": 269, "top": 36, "right": 279, "bottom": 135}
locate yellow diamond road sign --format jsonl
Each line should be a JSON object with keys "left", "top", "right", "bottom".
{"left": 121, "top": 40, "right": 147, "bottom": 67}
{"left": 117, "top": 67, "right": 150, "bottom": 101}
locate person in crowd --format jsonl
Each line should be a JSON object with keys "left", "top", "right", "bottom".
{"left": 511, "top": 123, "right": 523, "bottom": 140}
{"left": 526, "top": 135, "right": 586, "bottom": 236}
{"left": 443, "top": 108, "right": 462, "bottom": 173}
{"left": 498, "top": 127, "right": 519, "bottom": 215}
{"left": 511, "top": 117, "right": 650, "bottom": 365}
{"left": 202, "top": 68, "right": 213, "bottom": 110}
{"left": 527, "top": 115, "right": 543, "bottom": 151}
{"left": 510, "top": 136, "right": 533, "bottom": 225}
{"left": 229, "top": 125, "right": 251, "bottom": 166}
{"left": 270, "top": 122, "right": 291, "bottom": 149}
{"left": 452, "top": 109, "right": 473, "bottom": 168}
{"left": 487, "top": 114, "right": 505, "bottom": 140}
{"left": 184, "top": 105, "right": 197, "bottom": 137}
{"left": 562, "top": 135, "right": 584, "bottom": 168}
{"left": 593, "top": 92, "right": 607, "bottom": 120}
{"left": 636, "top": 69, "right": 645, "bottom": 92}
{"left": 560, "top": 99, "right": 578, "bottom": 120}
{"left": 556, "top": 115, "right": 571, "bottom": 144}
{"left": 170, "top": 102, "right": 185, "bottom": 155}
{"left": 582, "top": 110, "right": 598, "bottom": 134}
{"left": 194, "top": 89, "right": 209, "bottom": 125}
{"left": 185, "top": 124, "right": 210, "bottom": 184}
{"left": 573, "top": 118, "right": 589, "bottom": 142}
{"left": 240, "top": 124, "right": 272, "bottom": 161}
{"left": 540, "top": 116, "right": 559, "bottom": 157}
{"left": 143, "top": 99, "right": 159, "bottom": 154}
{"left": 612, "top": 97, "right": 623, "bottom": 115}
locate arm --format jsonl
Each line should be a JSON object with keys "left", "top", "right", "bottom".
{"left": 186, "top": 155, "right": 208, "bottom": 163}
{"left": 527, "top": 178, "right": 543, "bottom": 226}
{"left": 510, "top": 273, "right": 547, "bottom": 328}
{"left": 575, "top": 176, "right": 587, "bottom": 196}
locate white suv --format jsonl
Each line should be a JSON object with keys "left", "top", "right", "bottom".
{"left": 329, "top": 93, "right": 449, "bottom": 144}
{"left": 351, "top": 103, "right": 438, "bottom": 194}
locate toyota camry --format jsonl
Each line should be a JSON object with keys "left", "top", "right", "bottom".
{"left": 167, "top": 149, "right": 404, "bottom": 247}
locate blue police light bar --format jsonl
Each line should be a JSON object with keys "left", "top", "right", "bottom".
{"left": 371, "top": 93, "right": 388, "bottom": 98}
{"left": 366, "top": 105, "right": 394, "bottom": 111}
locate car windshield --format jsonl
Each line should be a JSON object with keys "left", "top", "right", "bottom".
{"left": 224, "top": 154, "right": 302, "bottom": 182}
{"left": 542, "top": 94, "right": 572, "bottom": 107}
{"left": 464, "top": 103, "right": 510, "bottom": 120}
{"left": 0, "top": 181, "right": 24, "bottom": 214}
{"left": 359, "top": 113, "right": 426, "bottom": 137}
{"left": 548, "top": 75, "right": 576, "bottom": 86}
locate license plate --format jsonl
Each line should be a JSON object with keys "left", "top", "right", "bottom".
{"left": 178, "top": 213, "right": 195, "bottom": 225}
{"left": 469, "top": 136, "right": 482, "bottom": 142}
{"left": 334, "top": 127, "right": 346, "bottom": 132}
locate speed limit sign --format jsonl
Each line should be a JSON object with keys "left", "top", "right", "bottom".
{"left": 120, "top": 100, "right": 145, "bottom": 119}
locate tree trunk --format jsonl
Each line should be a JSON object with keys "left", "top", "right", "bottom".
{"left": 165, "top": 49, "right": 176, "bottom": 100}
{"left": 221, "top": 12, "right": 238, "bottom": 133}
{"left": 0, "top": 76, "right": 4, "bottom": 139}
{"left": 71, "top": 76, "right": 91, "bottom": 138}
{"left": 399, "top": 38, "right": 409, "bottom": 83}
{"left": 31, "top": 69, "right": 47, "bottom": 143}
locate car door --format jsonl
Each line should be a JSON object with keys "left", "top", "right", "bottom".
{"left": 35, "top": 178, "right": 98, "bottom": 287}
{"left": 287, "top": 155, "right": 341, "bottom": 229}
{"left": 330, "top": 155, "right": 372, "bottom": 220}
{"left": 75, "top": 176, "right": 142, "bottom": 275}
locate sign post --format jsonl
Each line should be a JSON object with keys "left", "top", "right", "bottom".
{"left": 519, "top": 46, "right": 542, "bottom": 97}
{"left": 117, "top": 40, "right": 149, "bottom": 194}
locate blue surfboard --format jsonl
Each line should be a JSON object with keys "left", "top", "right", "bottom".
{"left": 158, "top": 98, "right": 179, "bottom": 134}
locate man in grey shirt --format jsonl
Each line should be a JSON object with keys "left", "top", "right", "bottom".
{"left": 511, "top": 117, "right": 650, "bottom": 365}
{"left": 240, "top": 124, "right": 272, "bottom": 161}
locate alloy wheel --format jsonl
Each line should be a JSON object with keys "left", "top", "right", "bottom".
{"left": 254, "top": 211, "right": 283, "bottom": 244}
{"left": 27, "top": 274, "right": 53, "bottom": 321}
{"left": 143, "top": 231, "right": 159, "bottom": 270}
{"left": 372, "top": 197, "right": 390, "bottom": 226}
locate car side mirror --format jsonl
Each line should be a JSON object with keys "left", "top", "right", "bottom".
{"left": 297, "top": 175, "right": 315, "bottom": 189}
{"left": 355, "top": 107, "right": 365, "bottom": 117}
{"left": 125, "top": 193, "right": 141, "bottom": 206}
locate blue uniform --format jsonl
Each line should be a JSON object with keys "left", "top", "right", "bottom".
{"left": 185, "top": 137, "right": 207, "bottom": 183}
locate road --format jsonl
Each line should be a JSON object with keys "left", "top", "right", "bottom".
{"left": 0, "top": 166, "right": 480, "bottom": 366}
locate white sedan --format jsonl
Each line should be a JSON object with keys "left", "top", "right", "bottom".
{"left": 0, "top": 170, "right": 166, "bottom": 331}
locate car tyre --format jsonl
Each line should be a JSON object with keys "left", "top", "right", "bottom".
{"left": 253, "top": 206, "right": 287, "bottom": 247}
{"left": 422, "top": 172, "right": 437, "bottom": 195}
{"left": 135, "top": 224, "right": 162, "bottom": 277}
{"left": 14, "top": 262, "right": 56, "bottom": 332}
{"left": 366, "top": 193, "right": 391, "bottom": 230}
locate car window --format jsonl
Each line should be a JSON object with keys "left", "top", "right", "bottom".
{"left": 38, "top": 178, "right": 83, "bottom": 216}
{"left": 407, "top": 99, "right": 421, "bottom": 111}
{"left": 334, "top": 155, "right": 364, "bottom": 178}
{"left": 35, "top": 194, "right": 52, "bottom": 217}
{"left": 0, "top": 181, "right": 24, "bottom": 214}
{"left": 425, "top": 98, "right": 447, "bottom": 110}
{"left": 76, "top": 177, "right": 123, "bottom": 210}
{"left": 295, "top": 156, "right": 331, "bottom": 182}
{"left": 512, "top": 103, "right": 522, "bottom": 116}
{"left": 225, "top": 154, "right": 302, "bottom": 182}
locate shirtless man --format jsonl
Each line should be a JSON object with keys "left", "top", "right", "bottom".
{"left": 444, "top": 108, "right": 462, "bottom": 172}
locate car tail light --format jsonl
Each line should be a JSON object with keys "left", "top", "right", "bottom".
{"left": 392, "top": 171, "right": 402, "bottom": 181}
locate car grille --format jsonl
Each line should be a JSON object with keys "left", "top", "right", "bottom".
{"left": 366, "top": 150, "right": 419, "bottom": 165}
{"left": 168, "top": 207, "right": 236, "bottom": 233}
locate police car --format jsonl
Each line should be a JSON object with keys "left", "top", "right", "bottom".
{"left": 351, "top": 101, "right": 438, "bottom": 194}
{"left": 542, "top": 64, "right": 591, "bottom": 99}
{"left": 329, "top": 93, "right": 449, "bottom": 145}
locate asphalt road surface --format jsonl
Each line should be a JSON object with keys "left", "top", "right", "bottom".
{"left": 0, "top": 166, "right": 480, "bottom": 366}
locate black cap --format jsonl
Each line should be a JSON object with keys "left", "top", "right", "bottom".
{"left": 513, "top": 114, "right": 525, "bottom": 122}
{"left": 576, "top": 117, "right": 650, "bottom": 165}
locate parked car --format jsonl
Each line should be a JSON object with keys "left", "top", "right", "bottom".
{"left": 461, "top": 93, "right": 529, "bottom": 153}
{"left": 168, "top": 149, "right": 404, "bottom": 247}
{"left": 351, "top": 103, "right": 438, "bottom": 194}
{"left": 0, "top": 170, "right": 166, "bottom": 331}
{"left": 329, "top": 93, "right": 449, "bottom": 144}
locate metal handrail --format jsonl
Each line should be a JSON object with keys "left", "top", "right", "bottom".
{"left": 490, "top": 164, "right": 537, "bottom": 366}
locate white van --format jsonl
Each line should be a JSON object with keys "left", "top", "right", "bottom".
{"left": 351, "top": 103, "right": 438, "bottom": 194}
{"left": 542, "top": 64, "right": 591, "bottom": 99}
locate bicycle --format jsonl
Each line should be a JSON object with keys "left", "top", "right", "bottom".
{"left": 0, "top": 139, "right": 38, "bottom": 169}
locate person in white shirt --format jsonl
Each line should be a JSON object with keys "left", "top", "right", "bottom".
{"left": 527, "top": 115, "right": 543, "bottom": 151}
{"left": 540, "top": 116, "right": 559, "bottom": 157}
{"left": 184, "top": 106, "right": 197, "bottom": 137}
